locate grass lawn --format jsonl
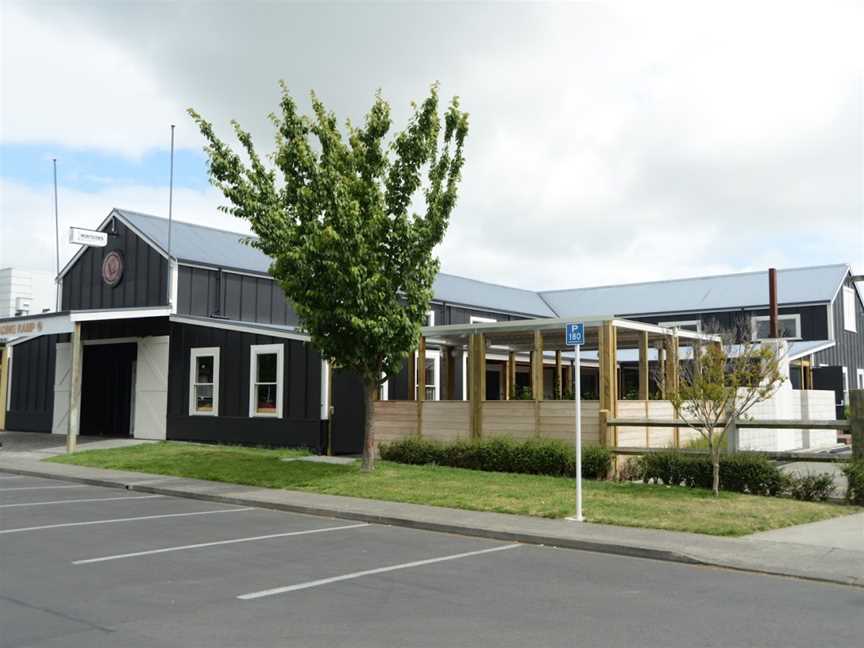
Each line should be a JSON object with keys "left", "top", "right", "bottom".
{"left": 49, "top": 442, "right": 859, "bottom": 537}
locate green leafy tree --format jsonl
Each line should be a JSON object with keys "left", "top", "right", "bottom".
{"left": 189, "top": 84, "right": 468, "bottom": 470}
{"left": 666, "top": 339, "right": 784, "bottom": 496}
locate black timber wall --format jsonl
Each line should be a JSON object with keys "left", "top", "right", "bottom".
{"left": 630, "top": 305, "right": 830, "bottom": 342}
{"left": 176, "top": 266, "right": 299, "bottom": 326}
{"left": 6, "top": 335, "right": 58, "bottom": 432}
{"left": 62, "top": 217, "right": 168, "bottom": 310}
{"left": 166, "top": 322, "right": 322, "bottom": 448}
{"left": 816, "top": 277, "right": 864, "bottom": 383}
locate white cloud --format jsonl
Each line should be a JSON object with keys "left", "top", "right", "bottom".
{"left": 1, "top": 1, "right": 862, "bottom": 289}
{"left": 0, "top": 178, "right": 242, "bottom": 272}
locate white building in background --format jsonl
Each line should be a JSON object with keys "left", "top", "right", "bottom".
{"left": 0, "top": 268, "right": 55, "bottom": 318}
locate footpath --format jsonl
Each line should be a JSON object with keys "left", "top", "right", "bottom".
{"left": 1, "top": 452, "right": 862, "bottom": 588}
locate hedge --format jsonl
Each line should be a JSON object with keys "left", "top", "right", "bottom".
{"left": 636, "top": 451, "right": 790, "bottom": 495}
{"left": 379, "top": 437, "right": 612, "bottom": 480}
{"left": 843, "top": 460, "right": 864, "bottom": 506}
{"left": 635, "top": 451, "right": 841, "bottom": 500}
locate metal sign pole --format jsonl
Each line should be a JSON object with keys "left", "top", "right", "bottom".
{"left": 574, "top": 343, "right": 583, "bottom": 521}
{"left": 565, "top": 321, "right": 585, "bottom": 523}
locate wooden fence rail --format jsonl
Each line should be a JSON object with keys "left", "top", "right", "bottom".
{"left": 607, "top": 446, "right": 850, "bottom": 462}
{"left": 606, "top": 417, "right": 850, "bottom": 431}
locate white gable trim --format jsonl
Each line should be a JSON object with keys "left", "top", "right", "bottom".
{"left": 57, "top": 209, "right": 170, "bottom": 281}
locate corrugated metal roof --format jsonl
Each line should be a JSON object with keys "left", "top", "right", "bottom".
{"left": 117, "top": 209, "right": 273, "bottom": 274}
{"left": 115, "top": 210, "right": 850, "bottom": 319}
{"left": 117, "top": 210, "right": 556, "bottom": 316}
{"left": 539, "top": 265, "right": 850, "bottom": 317}
{"left": 432, "top": 273, "right": 555, "bottom": 316}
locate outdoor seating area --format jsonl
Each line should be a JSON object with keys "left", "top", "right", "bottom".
{"left": 374, "top": 317, "right": 721, "bottom": 448}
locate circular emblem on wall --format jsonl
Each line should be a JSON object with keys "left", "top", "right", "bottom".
{"left": 101, "top": 251, "right": 124, "bottom": 287}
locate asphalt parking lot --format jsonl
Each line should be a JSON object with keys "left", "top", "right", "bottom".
{"left": 1, "top": 474, "right": 861, "bottom": 648}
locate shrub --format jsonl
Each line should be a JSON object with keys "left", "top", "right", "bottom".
{"left": 638, "top": 451, "right": 786, "bottom": 495}
{"left": 786, "top": 473, "right": 835, "bottom": 502}
{"left": 843, "top": 460, "right": 864, "bottom": 506}
{"left": 379, "top": 437, "right": 611, "bottom": 479}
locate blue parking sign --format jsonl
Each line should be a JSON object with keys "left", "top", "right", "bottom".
{"left": 566, "top": 322, "right": 584, "bottom": 346}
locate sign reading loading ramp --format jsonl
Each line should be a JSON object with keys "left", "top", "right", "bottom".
{"left": 69, "top": 227, "right": 108, "bottom": 247}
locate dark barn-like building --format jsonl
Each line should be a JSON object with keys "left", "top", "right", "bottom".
{"left": 1, "top": 208, "right": 861, "bottom": 449}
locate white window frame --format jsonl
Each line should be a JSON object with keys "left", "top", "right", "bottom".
{"left": 750, "top": 314, "right": 802, "bottom": 341}
{"left": 843, "top": 286, "right": 857, "bottom": 333}
{"left": 415, "top": 348, "right": 441, "bottom": 400}
{"left": 856, "top": 368, "right": 864, "bottom": 390}
{"left": 426, "top": 310, "right": 436, "bottom": 327}
{"left": 659, "top": 319, "right": 702, "bottom": 333}
{"left": 469, "top": 315, "right": 497, "bottom": 324}
{"left": 842, "top": 366, "right": 849, "bottom": 405}
{"left": 249, "top": 343, "right": 284, "bottom": 418}
{"left": 189, "top": 347, "right": 220, "bottom": 416}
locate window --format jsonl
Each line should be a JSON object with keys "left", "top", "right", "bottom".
{"left": 843, "top": 286, "right": 857, "bottom": 333}
{"left": 659, "top": 319, "right": 702, "bottom": 333}
{"left": 751, "top": 314, "right": 801, "bottom": 340}
{"left": 842, "top": 367, "right": 849, "bottom": 405}
{"left": 470, "top": 315, "right": 497, "bottom": 324}
{"left": 249, "top": 344, "right": 284, "bottom": 417}
{"left": 857, "top": 368, "right": 864, "bottom": 390}
{"left": 425, "top": 310, "right": 436, "bottom": 327}
{"left": 189, "top": 348, "right": 219, "bottom": 416}
{"left": 415, "top": 349, "right": 440, "bottom": 400}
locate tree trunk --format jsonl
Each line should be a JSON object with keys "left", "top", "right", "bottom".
{"left": 711, "top": 444, "right": 721, "bottom": 497}
{"left": 361, "top": 380, "right": 377, "bottom": 472}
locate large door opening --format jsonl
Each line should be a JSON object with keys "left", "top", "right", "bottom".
{"left": 329, "top": 369, "right": 365, "bottom": 455}
{"left": 81, "top": 343, "right": 137, "bottom": 437}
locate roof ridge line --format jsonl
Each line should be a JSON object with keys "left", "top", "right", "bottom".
{"left": 538, "top": 263, "right": 849, "bottom": 295}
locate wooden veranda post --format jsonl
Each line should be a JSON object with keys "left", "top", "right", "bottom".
{"left": 555, "top": 350, "right": 563, "bottom": 400}
{"left": 508, "top": 351, "right": 516, "bottom": 400}
{"left": 664, "top": 334, "right": 680, "bottom": 446}
{"left": 66, "top": 321, "right": 82, "bottom": 453}
{"left": 598, "top": 321, "right": 618, "bottom": 448}
{"left": 850, "top": 390, "right": 864, "bottom": 460}
{"left": 638, "top": 331, "right": 649, "bottom": 401}
{"left": 532, "top": 330, "right": 544, "bottom": 401}
{"left": 442, "top": 345, "right": 455, "bottom": 400}
{"left": 406, "top": 350, "right": 416, "bottom": 402}
{"left": 416, "top": 336, "right": 426, "bottom": 437}
{"left": 469, "top": 334, "right": 485, "bottom": 439}
{"left": 417, "top": 336, "right": 426, "bottom": 402}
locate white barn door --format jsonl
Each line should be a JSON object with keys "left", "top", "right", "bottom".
{"left": 134, "top": 336, "right": 169, "bottom": 440}
{"left": 52, "top": 342, "right": 71, "bottom": 435}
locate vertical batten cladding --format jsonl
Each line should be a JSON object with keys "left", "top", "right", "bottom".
{"left": 62, "top": 217, "right": 169, "bottom": 310}
{"left": 175, "top": 265, "right": 299, "bottom": 326}
{"left": 166, "top": 322, "right": 322, "bottom": 448}
{"left": 5, "top": 334, "right": 59, "bottom": 432}
{"left": 816, "top": 277, "right": 864, "bottom": 384}
{"left": 631, "top": 304, "right": 830, "bottom": 341}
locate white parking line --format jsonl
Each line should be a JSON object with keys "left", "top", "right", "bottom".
{"left": 237, "top": 543, "right": 521, "bottom": 600}
{"left": 73, "top": 523, "right": 370, "bottom": 564}
{"left": 0, "top": 485, "right": 90, "bottom": 492}
{"left": 0, "top": 495, "right": 163, "bottom": 509}
{"left": 0, "top": 507, "right": 256, "bottom": 535}
{"left": 0, "top": 475, "right": 27, "bottom": 480}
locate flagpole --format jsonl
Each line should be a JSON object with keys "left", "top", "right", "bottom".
{"left": 53, "top": 158, "right": 60, "bottom": 311}
{"left": 167, "top": 124, "right": 175, "bottom": 308}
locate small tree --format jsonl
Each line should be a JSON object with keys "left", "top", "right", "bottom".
{"left": 667, "top": 338, "right": 785, "bottom": 496}
{"left": 189, "top": 84, "right": 468, "bottom": 470}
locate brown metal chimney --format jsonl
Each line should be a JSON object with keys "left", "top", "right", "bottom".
{"left": 768, "top": 268, "right": 779, "bottom": 338}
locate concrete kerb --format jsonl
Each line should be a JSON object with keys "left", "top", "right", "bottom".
{"left": 0, "top": 462, "right": 860, "bottom": 589}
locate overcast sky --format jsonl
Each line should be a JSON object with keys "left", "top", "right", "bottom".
{"left": 1, "top": 1, "right": 862, "bottom": 291}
